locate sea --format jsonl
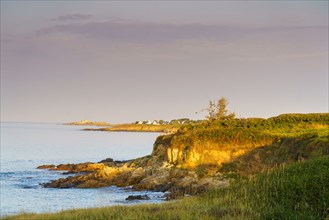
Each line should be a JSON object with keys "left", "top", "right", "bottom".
{"left": 0, "top": 122, "right": 164, "bottom": 217}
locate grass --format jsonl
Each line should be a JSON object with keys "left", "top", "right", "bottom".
{"left": 4, "top": 156, "right": 329, "bottom": 220}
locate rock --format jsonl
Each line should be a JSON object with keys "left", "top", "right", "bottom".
{"left": 135, "top": 168, "right": 170, "bottom": 190}
{"left": 154, "top": 183, "right": 173, "bottom": 192}
{"left": 37, "top": 164, "right": 55, "bottom": 169}
{"left": 98, "top": 158, "right": 114, "bottom": 163}
{"left": 76, "top": 179, "right": 109, "bottom": 188}
{"left": 52, "top": 163, "right": 77, "bottom": 171}
{"left": 95, "top": 166, "right": 120, "bottom": 178}
{"left": 175, "top": 176, "right": 197, "bottom": 188}
{"left": 39, "top": 163, "right": 102, "bottom": 175}
{"left": 125, "top": 195, "right": 150, "bottom": 201}
{"left": 59, "top": 182, "right": 76, "bottom": 188}
{"left": 38, "top": 152, "right": 231, "bottom": 200}
{"left": 62, "top": 171, "right": 78, "bottom": 175}
{"left": 127, "top": 167, "right": 146, "bottom": 185}
{"left": 49, "top": 162, "right": 103, "bottom": 173}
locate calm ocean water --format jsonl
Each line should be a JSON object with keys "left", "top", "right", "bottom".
{"left": 0, "top": 122, "right": 163, "bottom": 217}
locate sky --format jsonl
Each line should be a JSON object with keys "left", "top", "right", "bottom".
{"left": 1, "top": 1, "right": 328, "bottom": 123}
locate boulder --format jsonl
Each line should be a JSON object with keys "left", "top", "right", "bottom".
{"left": 125, "top": 195, "right": 150, "bottom": 201}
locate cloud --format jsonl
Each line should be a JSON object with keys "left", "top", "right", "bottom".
{"left": 36, "top": 20, "right": 328, "bottom": 46}
{"left": 36, "top": 21, "right": 245, "bottom": 43}
{"left": 51, "top": 14, "right": 92, "bottom": 22}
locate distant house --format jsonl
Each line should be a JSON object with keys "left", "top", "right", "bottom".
{"left": 134, "top": 119, "right": 170, "bottom": 125}
{"left": 134, "top": 120, "right": 163, "bottom": 125}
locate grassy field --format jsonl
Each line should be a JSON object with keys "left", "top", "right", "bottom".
{"left": 3, "top": 155, "right": 329, "bottom": 220}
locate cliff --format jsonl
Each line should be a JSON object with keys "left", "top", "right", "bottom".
{"left": 152, "top": 113, "right": 329, "bottom": 172}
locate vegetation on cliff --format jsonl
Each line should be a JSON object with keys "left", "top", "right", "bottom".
{"left": 4, "top": 156, "right": 329, "bottom": 220}
{"left": 153, "top": 113, "right": 329, "bottom": 172}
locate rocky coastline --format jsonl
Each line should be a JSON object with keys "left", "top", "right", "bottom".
{"left": 38, "top": 158, "right": 228, "bottom": 200}
{"left": 38, "top": 135, "right": 229, "bottom": 199}
{"left": 41, "top": 113, "right": 329, "bottom": 201}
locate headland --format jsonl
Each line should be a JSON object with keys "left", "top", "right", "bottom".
{"left": 4, "top": 113, "right": 328, "bottom": 219}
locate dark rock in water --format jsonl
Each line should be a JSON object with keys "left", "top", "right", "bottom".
{"left": 43, "top": 180, "right": 75, "bottom": 188}
{"left": 59, "top": 182, "right": 76, "bottom": 188}
{"left": 62, "top": 171, "right": 91, "bottom": 175}
{"left": 62, "top": 171, "right": 76, "bottom": 175}
{"left": 154, "top": 183, "right": 173, "bottom": 192}
{"left": 37, "top": 164, "right": 55, "bottom": 169}
{"left": 98, "top": 158, "right": 114, "bottom": 163}
{"left": 125, "top": 195, "right": 150, "bottom": 201}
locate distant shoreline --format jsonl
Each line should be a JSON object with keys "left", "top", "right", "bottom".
{"left": 83, "top": 123, "right": 180, "bottom": 133}
{"left": 64, "top": 120, "right": 111, "bottom": 127}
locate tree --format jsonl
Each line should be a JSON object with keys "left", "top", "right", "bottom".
{"left": 206, "top": 97, "right": 235, "bottom": 121}
{"left": 206, "top": 101, "right": 217, "bottom": 122}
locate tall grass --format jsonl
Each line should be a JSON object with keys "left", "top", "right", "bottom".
{"left": 4, "top": 156, "right": 329, "bottom": 220}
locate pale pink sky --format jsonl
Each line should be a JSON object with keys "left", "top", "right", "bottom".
{"left": 1, "top": 1, "right": 328, "bottom": 123}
